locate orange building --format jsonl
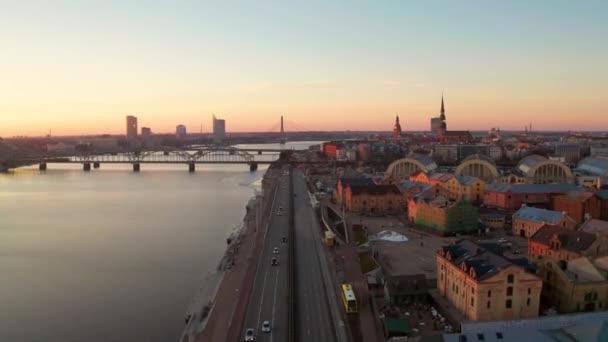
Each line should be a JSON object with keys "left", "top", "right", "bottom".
{"left": 409, "top": 172, "right": 485, "bottom": 203}
{"left": 344, "top": 184, "right": 404, "bottom": 214}
{"left": 528, "top": 224, "right": 606, "bottom": 262}
{"left": 437, "top": 240, "right": 542, "bottom": 321}
{"left": 552, "top": 191, "right": 602, "bottom": 225}
{"left": 334, "top": 177, "right": 374, "bottom": 206}
{"left": 512, "top": 206, "right": 577, "bottom": 238}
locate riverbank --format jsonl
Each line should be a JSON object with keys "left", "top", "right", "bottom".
{"left": 178, "top": 196, "right": 261, "bottom": 341}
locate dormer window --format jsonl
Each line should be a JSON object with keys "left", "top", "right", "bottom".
{"left": 470, "top": 268, "right": 476, "bottom": 278}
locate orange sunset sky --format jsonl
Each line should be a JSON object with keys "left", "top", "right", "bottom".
{"left": 1, "top": 2, "right": 606, "bottom": 136}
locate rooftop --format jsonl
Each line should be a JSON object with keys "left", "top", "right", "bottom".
{"left": 580, "top": 219, "right": 608, "bottom": 235}
{"left": 561, "top": 190, "right": 596, "bottom": 201}
{"left": 429, "top": 172, "right": 454, "bottom": 183}
{"left": 347, "top": 184, "right": 401, "bottom": 196}
{"left": 485, "top": 183, "right": 581, "bottom": 194}
{"left": 438, "top": 240, "right": 515, "bottom": 281}
{"left": 517, "top": 154, "right": 548, "bottom": 175}
{"left": 577, "top": 156, "right": 608, "bottom": 176}
{"left": 530, "top": 225, "right": 596, "bottom": 253}
{"left": 565, "top": 257, "right": 606, "bottom": 282}
{"left": 338, "top": 176, "right": 375, "bottom": 188}
{"left": 455, "top": 175, "right": 480, "bottom": 186}
{"left": 462, "top": 153, "right": 496, "bottom": 166}
{"left": 513, "top": 206, "right": 565, "bottom": 224}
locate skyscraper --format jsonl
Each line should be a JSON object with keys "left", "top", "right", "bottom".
{"left": 126, "top": 115, "right": 138, "bottom": 140}
{"left": 176, "top": 124, "right": 187, "bottom": 138}
{"left": 212, "top": 115, "right": 226, "bottom": 144}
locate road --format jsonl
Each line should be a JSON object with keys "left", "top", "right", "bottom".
{"left": 241, "top": 167, "right": 290, "bottom": 342}
{"left": 293, "top": 169, "right": 337, "bottom": 342}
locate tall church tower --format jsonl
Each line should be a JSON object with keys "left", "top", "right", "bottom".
{"left": 439, "top": 95, "right": 447, "bottom": 137}
{"left": 393, "top": 115, "right": 402, "bottom": 139}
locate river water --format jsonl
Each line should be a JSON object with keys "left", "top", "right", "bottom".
{"left": 0, "top": 142, "right": 316, "bottom": 342}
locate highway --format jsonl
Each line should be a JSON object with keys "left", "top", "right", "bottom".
{"left": 241, "top": 167, "right": 290, "bottom": 342}
{"left": 293, "top": 169, "right": 337, "bottom": 342}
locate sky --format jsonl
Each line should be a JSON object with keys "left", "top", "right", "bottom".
{"left": 1, "top": 1, "right": 607, "bottom": 136}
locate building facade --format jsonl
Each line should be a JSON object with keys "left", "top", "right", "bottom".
{"left": 410, "top": 195, "right": 479, "bottom": 235}
{"left": 141, "top": 127, "right": 152, "bottom": 138}
{"left": 538, "top": 257, "right": 608, "bottom": 314}
{"left": 212, "top": 115, "right": 226, "bottom": 143}
{"left": 126, "top": 115, "right": 137, "bottom": 140}
{"left": 552, "top": 191, "right": 602, "bottom": 224}
{"left": 528, "top": 225, "right": 604, "bottom": 262}
{"left": 437, "top": 240, "right": 542, "bottom": 321}
{"left": 176, "top": 124, "right": 187, "bottom": 138}
{"left": 483, "top": 183, "right": 581, "bottom": 211}
{"left": 344, "top": 184, "right": 404, "bottom": 214}
{"left": 512, "top": 206, "right": 577, "bottom": 238}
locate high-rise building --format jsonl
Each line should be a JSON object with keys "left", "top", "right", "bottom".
{"left": 212, "top": 115, "right": 226, "bottom": 143}
{"left": 126, "top": 115, "right": 138, "bottom": 140}
{"left": 430, "top": 117, "right": 442, "bottom": 136}
{"left": 176, "top": 124, "right": 187, "bottom": 138}
{"left": 141, "top": 127, "right": 152, "bottom": 138}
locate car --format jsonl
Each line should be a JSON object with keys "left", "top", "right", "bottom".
{"left": 245, "top": 328, "right": 255, "bottom": 341}
{"left": 271, "top": 257, "right": 278, "bottom": 266}
{"left": 276, "top": 212, "right": 282, "bottom": 216}
{"left": 273, "top": 247, "right": 279, "bottom": 254}
{"left": 278, "top": 206, "right": 283, "bottom": 211}
{"left": 262, "top": 320, "right": 271, "bottom": 333}
{"left": 281, "top": 237, "right": 287, "bottom": 243}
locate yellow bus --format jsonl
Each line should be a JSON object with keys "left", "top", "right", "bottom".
{"left": 340, "top": 283, "right": 358, "bottom": 313}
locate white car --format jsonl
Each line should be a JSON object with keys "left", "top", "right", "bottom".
{"left": 273, "top": 247, "right": 279, "bottom": 254}
{"left": 245, "top": 328, "right": 255, "bottom": 341}
{"left": 262, "top": 320, "right": 271, "bottom": 333}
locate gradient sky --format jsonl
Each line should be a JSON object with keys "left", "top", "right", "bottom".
{"left": 1, "top": 1, "right": 607, "bottom": 136}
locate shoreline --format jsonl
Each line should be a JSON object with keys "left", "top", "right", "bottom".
{"left": 179, "top": 194, "right": 263, "bottom": 341}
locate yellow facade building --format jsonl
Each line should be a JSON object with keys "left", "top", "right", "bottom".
{"left": 538, "top": 257, "right": 608, "bottom": 314}
{"left": 437, "top": 240, "right": 542, "bottom": 321}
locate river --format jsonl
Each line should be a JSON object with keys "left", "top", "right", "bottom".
{"left": 0, "top": 141, "right": 317, "bottom": 342}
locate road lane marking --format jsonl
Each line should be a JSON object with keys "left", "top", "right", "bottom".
{"left": 256, "top": 258, "right": 271, "bottom": 331}
{"left": 245, "top": 180, "right": 280, "bottom": 336}
{"left": 270, "top": 267, "right": 280, "bottom": 342}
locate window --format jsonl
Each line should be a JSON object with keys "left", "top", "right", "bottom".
{"left": 527, "top": 298, "right": 531, "bottom": 306}
{"left": 477, "top": 333, "right": 485, "bottom": 341}
{"left": 472, "top": 287, "right": 475, "bottom": 294}
{"left": 507, "top": 286, "right": 513, "bottom": 296}
{"left": 496, "top": 332, "right": 503, "bottom": 339}
{"left": 471, "top": 298, "right": 474, "bottom": 307}
{"left": 488, "top": 290, "right": 492, "bottom": 297}
{"left": 507, "top": 274, "right": 514, "bottom": 283}
{"left": 528, "top": 288, "right": 531, "bottom": 295}
{"left": 506, "top": 299, "right": 512, "bottom": 309}
{"left": 487, "top": 301, "right": 491, "bottom": 309}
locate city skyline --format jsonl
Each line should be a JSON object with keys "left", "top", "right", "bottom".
{"left": 1, "top": 1, "right": 607, "bottom": 136}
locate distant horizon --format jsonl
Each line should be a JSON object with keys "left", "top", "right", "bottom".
{"left": 1, "top": 2, "right": 606, "bottom": 136}
{"left": 5, "top": 128, "right": 608, "bottom": 140}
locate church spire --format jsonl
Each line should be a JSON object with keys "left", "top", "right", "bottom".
{"left": 440, "top": 94, "right": 445, "bottom": 120}
{"left": 393, "top": 114, "right": 402, "bottom": 139}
